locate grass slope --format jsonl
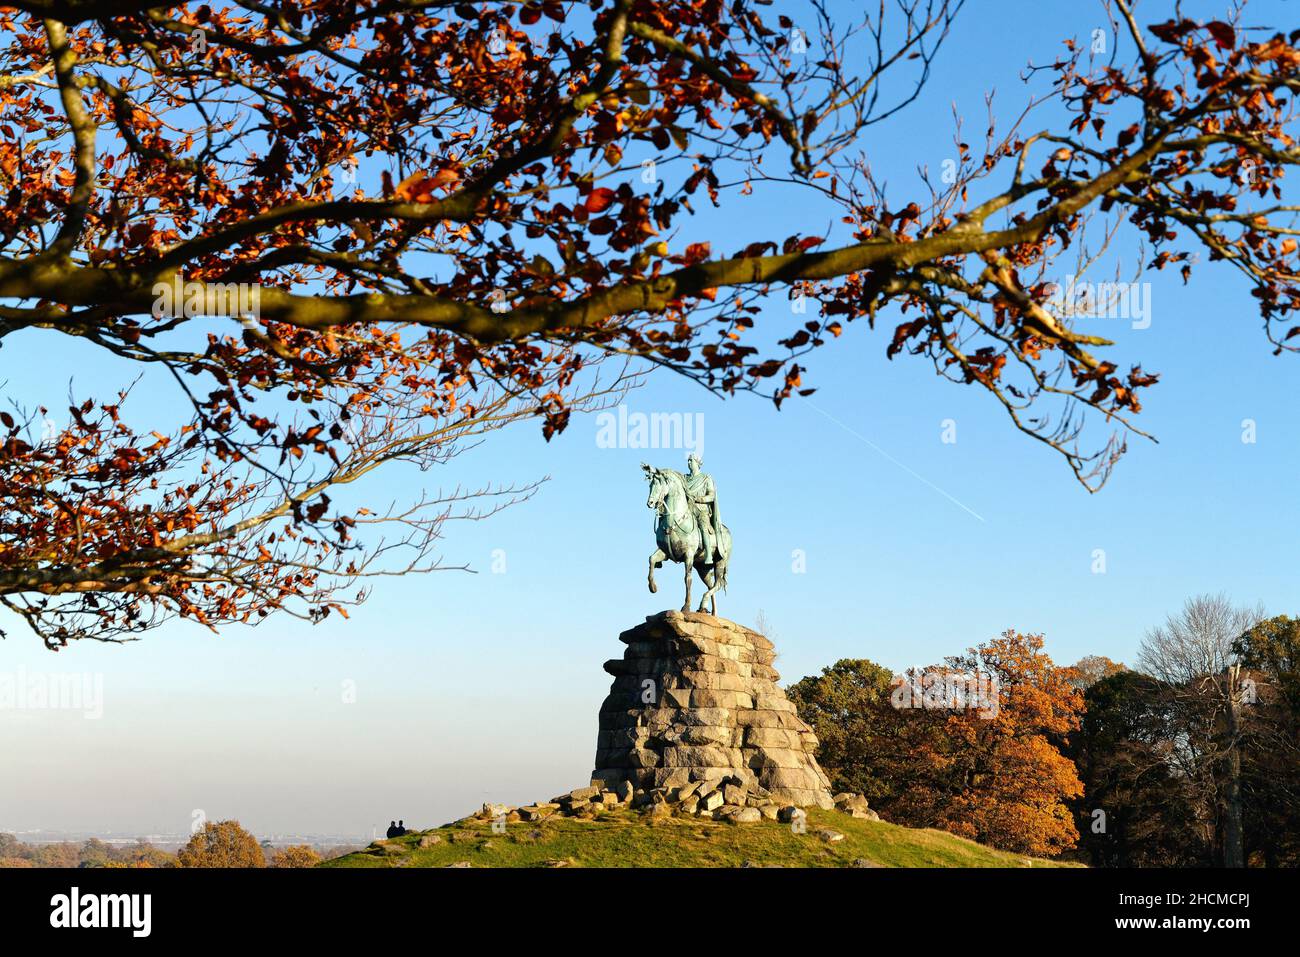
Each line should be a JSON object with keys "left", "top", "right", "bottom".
{"left": 323, "top": 807, "right": 1078, "bottom": 868}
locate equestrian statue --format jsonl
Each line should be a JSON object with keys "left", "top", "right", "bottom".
{"left": 641, "top": 453, "right": 732, "bottom": 615}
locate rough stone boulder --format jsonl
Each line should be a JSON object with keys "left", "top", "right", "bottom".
{"left": 591, "top": 610, "right": 834, "bottom": 809}
{"left": 834, "top": 792, "right": 881, "bottom": 821}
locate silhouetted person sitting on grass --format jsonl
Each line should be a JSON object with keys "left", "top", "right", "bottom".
{"left": 385, "top": 821, "right": 398, "bottom": 839}
{"left": 396, "top": 820, "right": 407, "bottom": 836}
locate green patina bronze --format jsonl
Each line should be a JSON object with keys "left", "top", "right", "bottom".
{"left": 641, "top": 453, "right": 732, "bottom": 615}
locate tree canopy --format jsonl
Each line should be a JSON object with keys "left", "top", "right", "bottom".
{"left": 790, "top": 631, "right": 1085, "bottom": 858}
{"left": 177, "top": 819, "right": 266, "bottom": 867}
{"left": 2, "top": 0, "right": 1297, "bottom": 646}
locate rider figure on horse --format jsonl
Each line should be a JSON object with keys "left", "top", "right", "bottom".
{"left": 642, "top": 454, "right": 731, "bottom": 614}
{"left": 684, "top": 452, "right": 722, "bottom": 562}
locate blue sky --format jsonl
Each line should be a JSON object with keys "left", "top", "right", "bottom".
{"left": 2, "top": 0, "right": 1297, "bottom": 838}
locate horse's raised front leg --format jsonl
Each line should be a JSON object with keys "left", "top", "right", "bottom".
{"left": 647, "top": 547, "right": 666, "bottom": 594}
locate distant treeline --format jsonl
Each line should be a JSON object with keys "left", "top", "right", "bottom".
{"left": 0, "top": 828, "right": 363, "bottom": 868}
{"left": 0, "top": 835, "right": 176, "bottom": 868}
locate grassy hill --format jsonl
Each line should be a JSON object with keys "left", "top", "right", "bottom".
{"left": 323, "top": 806, "right": 1078, "bottom": 868}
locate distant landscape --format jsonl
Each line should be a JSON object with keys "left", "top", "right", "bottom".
{"left": 0, "top": 831, "right": 364, "bottom": 868}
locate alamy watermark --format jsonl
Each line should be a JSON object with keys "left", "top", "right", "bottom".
{"left": 596, "top": 404, "right": 704, "bottom": 457}
{"left": 1044, "top": 274, "right": 1152, "bottom": 330}
{"left": 152, "top": 272, "right": 261, "bottom": 322}
{"left": 890, "top": 669, "right": 1001, "bottom": 719}
{"left": 50, "top": 887, "right": 151, "bottom": 937}
{"left": 0, "top": 668, "right": 103, "bottom": 719}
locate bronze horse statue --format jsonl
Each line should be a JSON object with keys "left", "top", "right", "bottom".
{"left": 642, "top": 463, "right": 731, "bottom": 614}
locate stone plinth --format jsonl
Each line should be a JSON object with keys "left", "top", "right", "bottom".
{"left": 592, "top": 611, "right": 834, "bottom": 809}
